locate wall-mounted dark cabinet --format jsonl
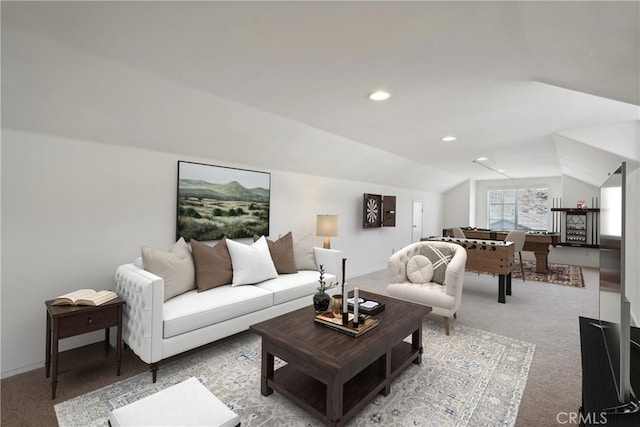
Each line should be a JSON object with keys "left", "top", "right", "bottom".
{"left": 362, "top": 193, "right": 396, "bottom": 228}
{"left": 551, "top": 207, "right": 600, "bottom": 248}
{"left": 382, "top": 196, "right": 396, "bottom": 227}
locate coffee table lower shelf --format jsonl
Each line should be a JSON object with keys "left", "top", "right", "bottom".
{"left": 251, "top": 291, "right": 430, "bottom": 427}
{"left": 267, "top": 340, "right": 419, "bottom": 424}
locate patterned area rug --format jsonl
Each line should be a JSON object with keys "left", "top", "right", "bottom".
{"left": 511, "top": 260, "right": 585, "bottom": 287}
{"left": 55, "top": 318, "right": 535, "bottom": 427}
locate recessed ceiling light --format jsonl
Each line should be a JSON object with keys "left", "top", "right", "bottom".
{"left": 441, "top": 136, "right": 457, "bottom": 142}
{"left": 369, "top": 90, "right": 390, "bottom": 101}
{"left": 476, "top": 156, "right": 488, "bottom": 161}
{"left": 497, "top": 169, "right": 506, "bottom": 173}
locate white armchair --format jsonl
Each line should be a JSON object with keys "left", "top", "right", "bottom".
{"left": 387, "top": 241, "right": 467, "bottom": 335}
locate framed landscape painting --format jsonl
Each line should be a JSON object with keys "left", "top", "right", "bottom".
{"left": 176, "top": 161, "right": 270, "bottom": 241}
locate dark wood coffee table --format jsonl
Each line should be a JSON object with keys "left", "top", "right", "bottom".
{"left": 250, "top": 291, "right": 431, "bottom": 426}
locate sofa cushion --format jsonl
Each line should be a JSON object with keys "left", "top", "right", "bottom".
{"left": 141, "top": 238, "right": 195, "bottom": 301}
{"left": 227, "top": 236, "right": 278, "bottom": 286}
{"left": 256, "top": 270, "right": 335, "bottom": 306}
{"left": 406, "top": 255, "right": 434, "bottom": 284}
{"left": 162, "top": 285, "right": 273, "bottom": 338}
{"left": 255, "top": 232, "right": 297, "bottom": 274}
{"left": 190, "top": 238, "right": 233, "bottom": 292}
{"left": 419, "top": 244, "right": 453, "bottom": 285}
{"left": 293, "top": 233, "right": 317, "bottom": 271}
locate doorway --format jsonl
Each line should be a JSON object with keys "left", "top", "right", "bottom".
{"left": 412, "top": 200, "right": 423, "bottom": 242}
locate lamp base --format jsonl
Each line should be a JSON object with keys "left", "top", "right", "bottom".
{"left": 323, "top": 236, "right": 331, "bottom": 249}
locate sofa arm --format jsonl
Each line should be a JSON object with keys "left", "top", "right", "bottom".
{"left": 313, "top": 247, "right": 341, "bottom": 278}
{"left": 114, "top": 264, "right": 164, "bottom": 364}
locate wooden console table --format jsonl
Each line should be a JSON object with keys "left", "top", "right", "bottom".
{"left": 45, "top": 297, "right": 124, "bottom": 399}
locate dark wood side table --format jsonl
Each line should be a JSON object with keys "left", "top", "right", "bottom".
{"left": 45, "top": 297, "right": 124, "bottom": 399}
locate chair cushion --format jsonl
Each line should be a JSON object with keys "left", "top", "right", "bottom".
{"left": 387, "top": 281, "right": 456, "bottom": 311}
{"left": 406, "top": 255, "right": 434, "bottom": 284}
{"left": 419, "top": 244, "right": 453, "bottom": 285}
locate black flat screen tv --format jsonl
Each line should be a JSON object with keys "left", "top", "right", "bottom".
{"left": 597, "top": 161, "right": 638, "bottom": 413}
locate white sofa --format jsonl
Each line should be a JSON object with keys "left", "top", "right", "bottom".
{"left": 387, "top": 241, "right": 466, "bottom": 335}
{"left": 115, "top": 246, "right": 340, "bottom": 382}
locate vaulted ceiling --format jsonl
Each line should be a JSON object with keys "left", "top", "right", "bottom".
{"left": 2, "top": 1, "right": 639, "bottom": 192}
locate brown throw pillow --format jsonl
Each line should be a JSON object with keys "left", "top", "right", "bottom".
{"left": 190, "top": 238, "right": 233, "bottom": 292}
{"left": 254, "top": 232, "right": 297, "bottom": 274}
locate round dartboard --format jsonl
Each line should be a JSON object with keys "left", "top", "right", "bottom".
{"left": 365, "top": 194, "right": 380, "bottom": 226}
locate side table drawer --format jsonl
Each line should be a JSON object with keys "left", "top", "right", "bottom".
{"left": 58, "top": 306, "right": 119, "bottom": 338}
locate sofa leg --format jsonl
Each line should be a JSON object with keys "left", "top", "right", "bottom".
{"left": 453, "top": 312, "right": 457, "bottom": 319}
{"left": 151, "top": 363, "right": 158, "bottom": 383}
{"left": 443, "top": 317, "right": 450, "bottom": 335}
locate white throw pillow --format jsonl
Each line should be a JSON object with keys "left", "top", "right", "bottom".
{"left": 406, "top": 255, "right": 434, "bottom": 284}
{"left": 141, "top": 237, "right": 195, "bottom": 301}
{"left": 226, "top": 236, "right": 278, "bottom": 286}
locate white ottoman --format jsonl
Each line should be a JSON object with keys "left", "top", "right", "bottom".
{"left": 109, "top": 377, "right": 240, "bottom": 427}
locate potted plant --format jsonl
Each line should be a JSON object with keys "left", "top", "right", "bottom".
{"left": 313, "top": 264, "right": 337, "bottom": 313}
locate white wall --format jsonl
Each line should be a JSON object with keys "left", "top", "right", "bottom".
{"left": 0, "top": 129, "right": 441, "bottom": 377}
{"left": 443, "top": 179, "right": 473, "bottom": 229}
{"left": 560, "top": 175, "right": 600, "bottom": 209}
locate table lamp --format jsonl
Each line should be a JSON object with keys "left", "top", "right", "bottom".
{"left": 316, "top": 214, "right": 338, "bottom": 249}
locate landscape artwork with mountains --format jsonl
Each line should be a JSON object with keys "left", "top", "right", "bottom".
{"left": 176, "top": 161, "right": 270, "bottom": 241}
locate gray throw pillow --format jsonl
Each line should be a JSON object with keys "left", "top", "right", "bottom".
{"left": 293, "top": 233, "right": 317, "bottom": 271}
{"left": 418, "top": 245, "right": 453, "bottom": 285}
{"left": 141, "top": 237, "right": 195, "bottom": 301}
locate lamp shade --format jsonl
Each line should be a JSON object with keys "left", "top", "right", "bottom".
{"left": 316, "top": 214, "right": 338, "bottom": 249}
{"left": 316, "top": 215, "right": 339, "bottom": 237}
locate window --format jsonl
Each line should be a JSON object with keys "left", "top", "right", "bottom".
{"left": 488, "top": 187, "right": 548, "bottom": 231}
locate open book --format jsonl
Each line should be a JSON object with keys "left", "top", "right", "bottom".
{"left": 51, "top": 289, "right": 118, "bottom": 306}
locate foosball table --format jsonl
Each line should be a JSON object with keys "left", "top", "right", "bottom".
{"left": 425, "top": 236, "right": 515, "bottom": 303}
{"left": 443, "top": 227, "right": 559, "bottom": 273}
